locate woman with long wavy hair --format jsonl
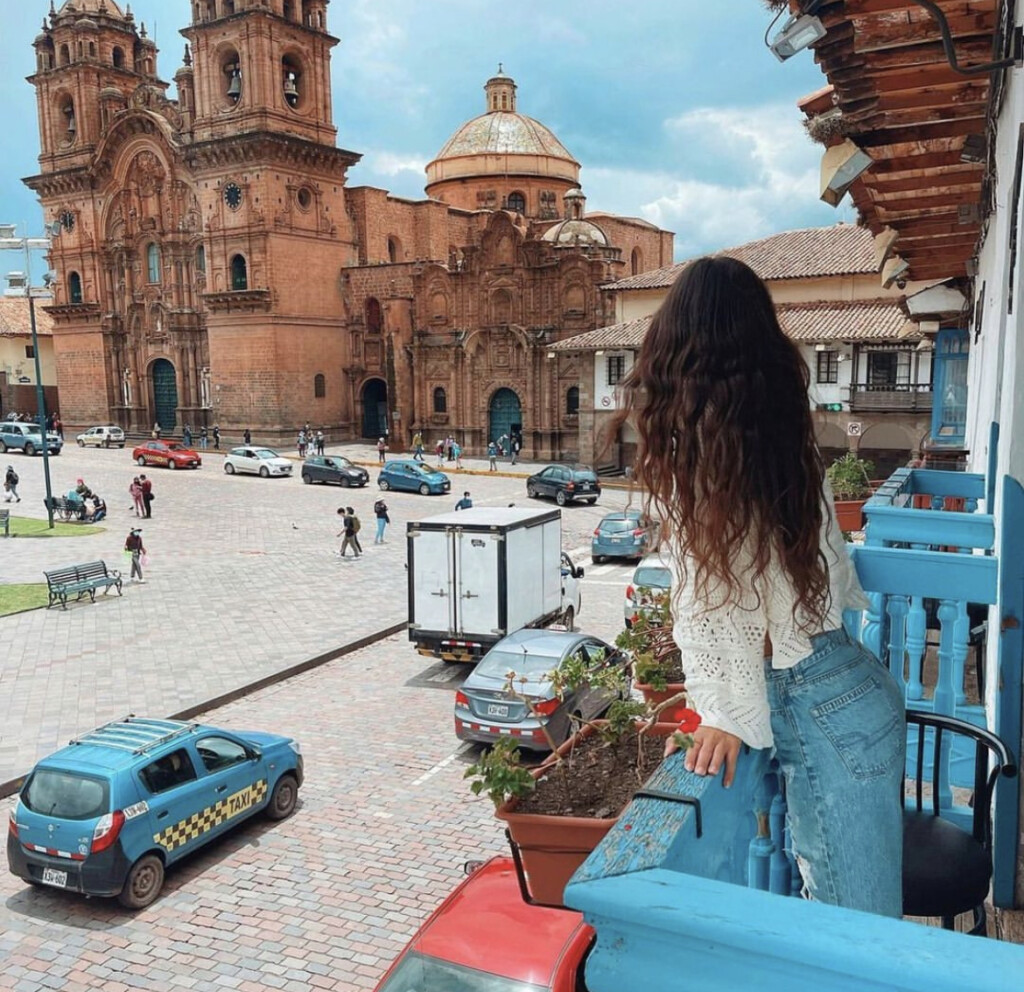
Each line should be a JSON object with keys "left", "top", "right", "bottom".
{"left": 620, "top": 256, "right": 905, "bottom": 916}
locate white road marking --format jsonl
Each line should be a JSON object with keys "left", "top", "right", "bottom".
{"left": 412, "top": 744, "right": 474, "bottom": 786}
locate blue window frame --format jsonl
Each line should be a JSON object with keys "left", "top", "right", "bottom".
{"left": 930, "top": 328, "right": 969, "bottom": 446}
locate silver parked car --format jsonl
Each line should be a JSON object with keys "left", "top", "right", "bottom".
{"left": 454, "top": 629, "right": 627, "bottom": 752}
{"left": 76, "top": 425, "right": 126, "bottom": 448}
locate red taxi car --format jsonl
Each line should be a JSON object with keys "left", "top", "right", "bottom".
{"left": 373, "top": 856, "right": 593, "bottom": 991}
{"left": 132, "top": 440, "right": 202, "bottom": 470}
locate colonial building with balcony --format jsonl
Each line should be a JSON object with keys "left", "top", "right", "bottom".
{"left": 556, "top": 224, "right": 937, "bottom": 475}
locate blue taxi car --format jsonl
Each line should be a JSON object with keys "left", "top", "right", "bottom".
{"left": 7, "top": 717, "right": 303, "bottom": 909}
{"left": 378, "top": 459, "right": 451, "bottom": 495}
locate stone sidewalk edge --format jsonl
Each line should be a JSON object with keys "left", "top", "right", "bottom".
{"left": 0, "top": 619, "right": 409, "bottom": 800}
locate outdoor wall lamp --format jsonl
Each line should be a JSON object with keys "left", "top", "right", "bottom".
{"left": 882, "top": 255, "right": 910, "bottom": 289}
{"left": 820, "top": 139, "right": 872, "bottom": 206}
{"left": 769, "top": 12, "right": 827, "bottom": 61}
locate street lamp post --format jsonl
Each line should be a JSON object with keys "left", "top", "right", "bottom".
{"left": 0, "top": 227, "right": 56, "bottom": 528}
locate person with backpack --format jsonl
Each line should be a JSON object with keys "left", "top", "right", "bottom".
{"left": 349, "top": 506, "right": 363, "bottom": 554}
{"left": 487, "top": 441, "right": 498, "bottom": 472}
{"left": 4, "top": 465, "right": 19, "bottom": 503}
{"left": 373, "top": 498, "right": 390, "bottom": 544}
{"left": 336, "top": 506, "right": 361, "bottom": 558}
{"left": 377, "top": 436, "right": 388, "bottom": 463}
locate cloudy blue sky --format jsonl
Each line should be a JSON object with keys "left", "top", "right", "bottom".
{"left": 0, "top": 0, "right": 854, "bottom": 261}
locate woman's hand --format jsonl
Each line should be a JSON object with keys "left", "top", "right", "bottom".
{"left": 666, "top": 725, "right": 742, "bottom": 788}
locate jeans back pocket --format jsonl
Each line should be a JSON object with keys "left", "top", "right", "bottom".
{"left": 810, "top": 675, "right": 904, "bottom": 780}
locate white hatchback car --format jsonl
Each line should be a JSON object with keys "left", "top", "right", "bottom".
{"left": 223, "top": 446, "right": 293, "bottom": 478}
{"left": 76, "top": 425, "right": 126, "bottom": 448}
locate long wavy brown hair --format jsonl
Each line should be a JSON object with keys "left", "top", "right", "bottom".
{"left": 616, "top": 256, "right": 830, "bottom": 625}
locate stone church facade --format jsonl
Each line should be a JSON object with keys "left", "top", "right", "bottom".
{"left": 26, "top": 0, "right": 672, "bottom": 457}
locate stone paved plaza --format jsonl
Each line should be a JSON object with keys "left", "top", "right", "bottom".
{"left": 0, "top": 440, "right": 639, "bottom": 990}
{"left": 0, "top": 441, "right": 632, "bottom": 787}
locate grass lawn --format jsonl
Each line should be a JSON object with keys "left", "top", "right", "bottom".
{"left": 5, "top": 515, "right": 104, "bottom": 538}
{"left": 0, "top": 583, "right": 49, "bottom": 616}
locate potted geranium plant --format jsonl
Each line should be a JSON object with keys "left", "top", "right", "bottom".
{"left": 465, "top": 649, "right": 698, "bottom": 907}
{"left": 826, "top": 451, "right": 875, "bottom": 532}
{"left": 616, "top": 592, "right": 688, "bottom": 721}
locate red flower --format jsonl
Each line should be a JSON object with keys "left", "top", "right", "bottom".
{"left": 677, "top": 709, "right": 702, "bottom": 734}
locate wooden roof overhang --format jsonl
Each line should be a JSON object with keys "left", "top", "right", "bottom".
{"left": 800, "top": 0, "right": 1012, "bottom": 283}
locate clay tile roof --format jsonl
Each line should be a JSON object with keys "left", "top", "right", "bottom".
{"left": 603, "top": 224, "right": 878, "bottom": 291}
{"left": 776, "top": 299, "right": 918, "bottom": 342}
{"left": 550, "top": 315, "right": 652, "bottom": 352}
{"left": 0, "top": 297, "right": 54, "bottom": 337}
{"left": 552, "top": 299, "right": 914, "bottom": 352}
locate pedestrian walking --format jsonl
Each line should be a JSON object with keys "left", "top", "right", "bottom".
{"left": 511, "top": 435, "right": 521, "bottom": 465}
{"left": 377, "top": 436, "right": 388, "bottom": 464}
{"left": 454, "top": 490, "right": 473, "bottom": 511}
{"left": 316, "top": 430, "right": 325, "bottom": 455}
{"left": 152, "top": 421, "right": 161, "bottom": 440}
{"left": 53, "top": 414, "right": 63, "bottom": 439}
{"left": 125, "top": 527, "right": 146, "bottom": 582}
{"left": 213, "top": 424, "right": 221, "bottom": 449}
{"left": 183, "top": 424, "right": 193, "bottom": 447}
{"left": 445, "top": 434, "right": 455, "bottom": 462}
{"left": 487, "top": 440, "right": 498, "bottom": 471}
{"left": 412, "top": 430, "right": 424, "bottom": 461}
{"left": 452, "top": 439, "right": 463, "bottom": 469}
{"left": 336, "top": 506, "right": 360, "bottom": 558}
{"left": 129, "top": 476, "right": 145, "bottom": 517}
{"left": 200, "top": 426, "right": 208, "bottom": 449}
{"left": 244, "top": 428, "right": 252, "bottom": 445}
{"left": 350, "top": 506, "right": 363, "bottom": 554}
{"left": 3, "top": 465, "right": 20, "bottom": 503}
{"left": 140, "top": 474, "right": 153, "bottom": 519}
{"left": 373, "top": 497, "right": 390, "bottom": 544}
{"left": 627, "top": 256, "right": 905, "bottom": 917}
{"left": 298, "top": 430, "right": 307, "bottom": 458}
{"left": 435, "top": 439, "right": 444, "bottom": 467}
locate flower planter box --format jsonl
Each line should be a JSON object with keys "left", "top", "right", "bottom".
{"left": 833, "top": 499, "right": 867, "bottom": 532}
{"left": 634, "top": 682, "right": 689, "bottom": 723}
{"left": 496, "top": 721, "right": 677, "bottom": 907}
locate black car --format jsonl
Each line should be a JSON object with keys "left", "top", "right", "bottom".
{"left": 301, "top": 455, "right": 369, "bottom": 487}
{"left": 526, "top": 464, "right": 601, "bottom": 506}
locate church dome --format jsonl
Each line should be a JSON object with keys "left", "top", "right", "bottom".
{"left": 425, "top": 69, "right": 580, "bottom": 206}
{"left": 542, "top": 218, "right": 609, "bottom": 248}
{"left": 58, "top": 0, "right": 126, "bottom": 16}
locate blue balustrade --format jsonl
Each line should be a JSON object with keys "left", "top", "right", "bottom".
{"left": 566, "top": 747, "right": 1023, "bottom": 991}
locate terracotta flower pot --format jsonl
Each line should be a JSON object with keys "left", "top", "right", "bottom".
{"left": 833, "top": 499, "right": 867, "bottom": 532}
{"left": 496, "top": 720, "right": 677, "bottom": 907}
{"left": 634, "top": 682, "right": 688, "bottom": 722}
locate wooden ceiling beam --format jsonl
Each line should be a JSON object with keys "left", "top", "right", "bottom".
{"left": 865, "top": 164, "right": 983, "bottom": 193}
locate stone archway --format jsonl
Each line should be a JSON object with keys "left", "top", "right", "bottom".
{"left": 360, "top": 377, "right": 388, "bottom": 439}
{"left": 151, "top": 358, "right": 178, "bottom": 430}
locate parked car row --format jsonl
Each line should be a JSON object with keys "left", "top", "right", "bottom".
{"left": 0, "top": 420, "right": 63, "bottom": 455}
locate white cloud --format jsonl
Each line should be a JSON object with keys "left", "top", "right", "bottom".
{"left": 365, "top": 151, "right": 430, "bottom": 176}
{"left": 583, "top": 103, "right": 843, "bottom": 259}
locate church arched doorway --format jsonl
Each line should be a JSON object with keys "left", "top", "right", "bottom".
{"left": 151, "top": 358, "right": 178, "bottom": 430}
{"left": 488, "top": 387, "right": 522, "bottom": 446}
{"left": 361, "top": 377, "right": 389, "bottom": 439}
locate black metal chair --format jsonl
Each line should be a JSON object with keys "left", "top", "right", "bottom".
{"left": 902, "top": 710, "right": 1017, "bottom": 935}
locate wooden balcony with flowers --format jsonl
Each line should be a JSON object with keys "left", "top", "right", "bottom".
{"left": 556, "top": 466, "right": 1024, "bottom": 989}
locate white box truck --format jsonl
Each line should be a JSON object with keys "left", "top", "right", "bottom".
{"left": 407, "top": 507, "right": 583, "bottom": 661}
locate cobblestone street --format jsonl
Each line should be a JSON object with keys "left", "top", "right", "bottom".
{"left": 0, "top": 442, "right": 633, "bottom": 786}
{"left": 0, "top": 441, "right": 639, "bottom": 990}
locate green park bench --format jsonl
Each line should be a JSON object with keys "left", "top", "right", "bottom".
{"left": 43, "top": 495, "right": 84, "bottom": 522}
{"left": 44, "top": 560, "right": 123, "bottom": 610}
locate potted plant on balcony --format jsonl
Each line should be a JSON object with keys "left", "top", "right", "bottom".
{"left": 826, "top": 451, "right": 875, "bottom": 532}
{"left": 617, "top": 593, "right": 688, "bottom": 722}
{"left": 465, "top": 651, "right": 698, "bottom": 907}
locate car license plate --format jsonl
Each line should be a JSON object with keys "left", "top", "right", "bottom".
{"left": 486, "top": 703, "right": 509, "bottom": 718}
{"left": 580, "top": 483, "right": 591, "bottom": 490}
{"left": 41, "top": 868, "right": 68, "bottom": 888}
{"left": 611, "top": 536, "right": 625, "bottom": 543}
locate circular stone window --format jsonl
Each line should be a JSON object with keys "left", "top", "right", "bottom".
{"left": 296, "top": 187, "right": 313, "bottom": 210}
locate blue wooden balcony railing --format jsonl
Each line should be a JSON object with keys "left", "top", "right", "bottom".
{"left": 565, "top": 748, "right": 1023, "bottom": 992}
{"left": 849, "top": 466, "right": 1022, "bottom": 907}
{"left": 563, "top": 465, "right": 1024, "bottom": 990}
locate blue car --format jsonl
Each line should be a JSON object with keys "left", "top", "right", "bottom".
{"left": 591, "top": 510, "right": 657, "bottom": 563}
{"left": 7, "top": 717, "right": 303, "bottom": 909}
{"left": 378, "top": 459, "right": 451, "bottom": 496}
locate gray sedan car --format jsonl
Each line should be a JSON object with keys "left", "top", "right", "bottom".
{"left": 454, "top": 629, "right": 627, "bottom": 752}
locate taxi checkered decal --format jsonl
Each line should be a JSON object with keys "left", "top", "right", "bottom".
{"left": 154, "top": 779, "right": 268, "bottom": 853}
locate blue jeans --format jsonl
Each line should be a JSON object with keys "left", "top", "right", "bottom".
{"left": 376, "top": 517, "right": 386, "bottom": 543}
{"left": 765, "top": 629, "right": 905, "bottom": 917}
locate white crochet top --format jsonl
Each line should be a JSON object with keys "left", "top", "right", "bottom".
{"left": 669, "top": 488, "right": 868, "bottom": 750}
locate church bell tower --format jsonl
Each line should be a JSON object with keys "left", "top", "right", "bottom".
{"left": 181, "top": 0, "right": 361, "bottom": 435}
